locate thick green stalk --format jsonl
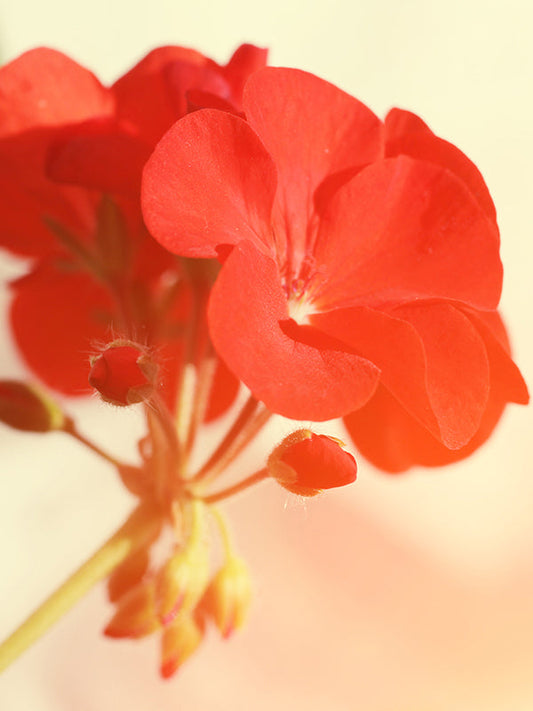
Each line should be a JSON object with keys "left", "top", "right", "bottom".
{"left": 0, "top": 502, "right": 162, "bottom": 674}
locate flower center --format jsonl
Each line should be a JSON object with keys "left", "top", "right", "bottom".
{"left": 287, "top": 278, "right": 317, "bottom": 325}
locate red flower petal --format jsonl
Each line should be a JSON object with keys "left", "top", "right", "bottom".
{"left": 47, "top": 118, "right": 152, "bottom": 195}
{"left": 142, "top": 110, "right": 277, "bottom": 258}
{"left": 220, "top": 44, "right": 268, "bottom": 107}
{"left": 186, "top": 90, "right": 241, "bottom": 116}
{"left": 460, "top": 309, "right": 529, "bottom": 406}
{"left": 208, "top": 241, "right": 379, "bottom": 420}
{"left": 313, "top": 155, "right": 502, "bottom": 311}
{"left": 112, "top": 46, "right": 213, "bottom": 144}
{"left": 243, "top": 67, "right": 383, "bottom": 255}
{"left": 314, "top": 302, "right": 491, "bottom": 449}
{"left": 0, "top": 48, "right": 112, "bottom": 136}
{"left": 344, "top": 382, "right": 500, "bottom": 473}
{"left": 344, "top": 307, "right": 528, "bottom": 472}
{"left": 112, "top": 44, "right": 261, "bottom": 145}
{"left": 0, "top": 131, "right": 98, "bottom": 258}
{"left": 385, "top": 108, "right": 497, "bottom": 223}
{"left": 391, "top": 302, "right": 490, "bottom": 448}
{"left": 312, "top": 306, "right": 440, "bottom": 439}
{"left": 10, "top": 263, "right": 114, "bottom": 395}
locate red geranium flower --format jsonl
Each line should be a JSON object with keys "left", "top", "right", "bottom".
{"left": 142, "top": 67, "right": 528, "bottom": 455}
{"left": 0, "top": 44, "right": 266, "bottom": 411}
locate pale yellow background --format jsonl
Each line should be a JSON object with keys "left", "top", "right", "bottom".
{"left": 0, "top": 1, "right": 532, "bottom": 709}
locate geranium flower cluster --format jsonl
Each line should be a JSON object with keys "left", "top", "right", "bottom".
{"left": 0, "top": 44, "right": 527, "bottom": 677}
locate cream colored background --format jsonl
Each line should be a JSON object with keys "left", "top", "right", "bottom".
{"left": 0, "top": 1, "right": 532, "bottom": 709}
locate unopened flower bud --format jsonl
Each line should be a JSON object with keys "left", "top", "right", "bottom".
{"left": 154, "top": 499, "right": 210, "bottom": 624}
{"left": 267, "top": 430, "right": 357, "bottom": 496}
{"left": 107, "top": 547, "right": 150, "bottom": 603}
{"left": 104, "top": 580, "right": 159, "bottom": 639}
{"left": 160, "top": 612, "right": 205, "bottom": 679}
{"left": 155, "top": 542, "right": 210, "bottom": 625}
{"left": 88, "top": 340, "right": 157, "bottom": 406}
{"left": 0, "top": 380, "right": 64, "bottom": 432}
{"left": 201, "top": 556, "right": 252, "bottom": 638}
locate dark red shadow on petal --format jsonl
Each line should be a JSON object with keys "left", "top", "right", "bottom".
{"left": 47, "top": 118, "right": 152, "bottom": 196}
{"left": 0, "top": 128, "right": 97, "bottom": 258}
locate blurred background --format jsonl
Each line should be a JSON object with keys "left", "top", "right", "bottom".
{"left": 0, "top": 0, "right": 532, "bottom": 708}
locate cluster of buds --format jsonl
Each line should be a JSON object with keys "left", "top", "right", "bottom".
{"left": 0, "top": 352, "right": 358, "bottom": 677}
{"left": 104, "top": 501, "right": 252, "bottom": 677}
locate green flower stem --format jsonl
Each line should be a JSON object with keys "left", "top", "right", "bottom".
{"left": 0, "top": 502, "right": 162, "bottom": 675}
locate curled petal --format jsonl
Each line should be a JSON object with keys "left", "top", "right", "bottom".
{"left": 391, "top": 302, "right": 490, "bottom": 448}
{"left": 312, "top": 307, "right": 440, "bottom": 440}
{"left": 314, "top": 302, "right": 491, "bottom": 449}
{"left": 208, "top": 241, "right": 379, "bottom": 420}
{"left": 344, "top": 307, "right": 527, "bottom": 472}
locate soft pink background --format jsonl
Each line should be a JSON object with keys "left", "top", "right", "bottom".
{"left": 1, "top": 0, "right": 532, "bottom": 708}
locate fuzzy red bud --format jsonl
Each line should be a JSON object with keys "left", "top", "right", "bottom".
{"left": 88, "top": 340, "right": 157, "bottom": 406}
{"left": 267, "top": 430, "right": 357, "bottom": 496}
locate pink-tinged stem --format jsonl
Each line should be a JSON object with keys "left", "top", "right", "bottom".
{"left": 202, "top": 469, "right": 270, "bottom": 504}
{"left": 192, "top": 396, "right": 271, "bottom": 484}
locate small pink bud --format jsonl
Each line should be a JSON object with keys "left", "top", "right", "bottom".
{"left": 160, "top": 612, "right": 204, "bottom": 679}
{"left": 201, "top": 556, "right": 252, "bottom": 638}
{"left": 155, "top": 543, "right": 210, "bottom": 625}
{"left": 267, "top": 430, "right": 357, "bottom": 496}
{"left": 0, "top": 380, "right": 64, "bottom": 432}
{"left": 88, "top": 340, "right": 157, "bottom": 406}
